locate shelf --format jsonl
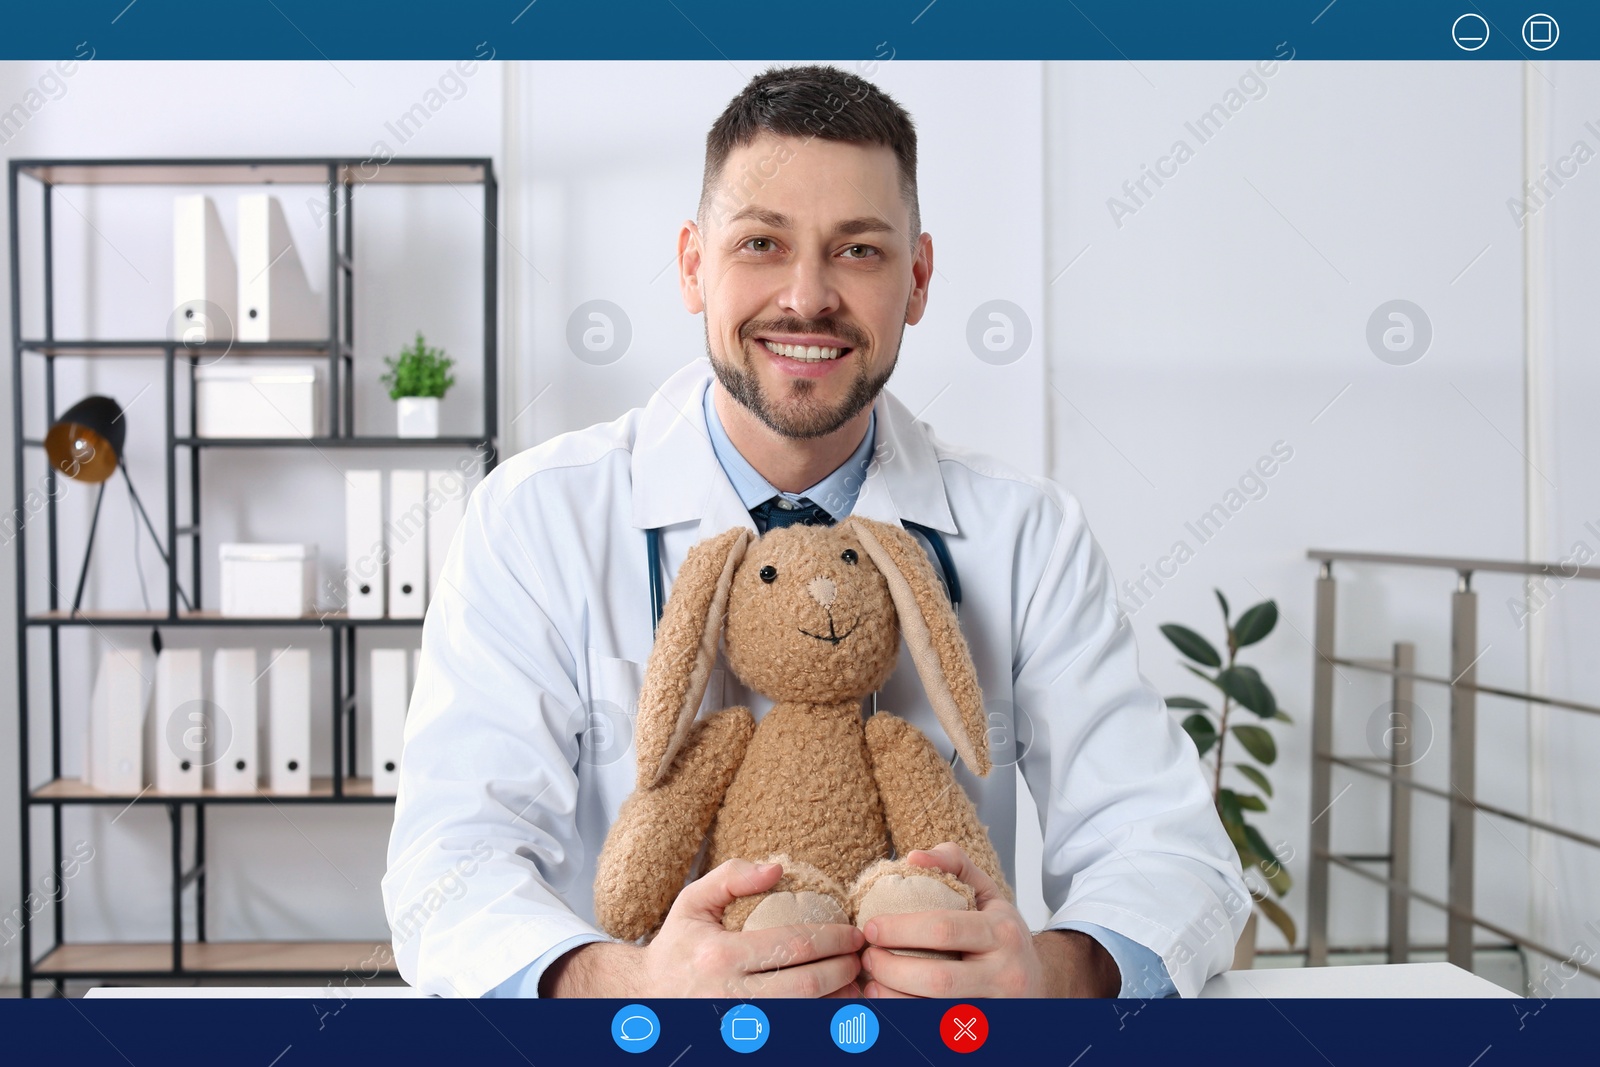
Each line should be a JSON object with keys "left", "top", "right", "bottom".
{"left": 16, "top": 156, "right": 490, "bottom": 187}
{"left": 174, "top": 435, "right": 491, "bottom": 449}
{"left": 33, "top": 940, "right": 398, "bottom": 977}
{"left": 32, "top": 777, "right": 393, "bottom": 805}
{"left": 28, "top": 609, "right": 424, "bottom": 628}
{"left": 19, "top": 339, "right": 337, "bottom": 359}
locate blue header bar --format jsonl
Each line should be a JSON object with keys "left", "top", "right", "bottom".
{"left": 1, "top": 2, "right": 1596, "bottom": 60}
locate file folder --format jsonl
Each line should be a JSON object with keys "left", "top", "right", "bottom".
{"left": 237, "top": 194, "right": 325, "bottom": 342}
{"left": 88, "top": 648, "right": 151, "bottom": 795}
{"left": 387, "top": 470, "right": 427, "bottom": 618}
{"left": 268, "top": 648, "right": 311, "bottom": 795}
{"left": 173, "top": 194, "right": 237, "bottom": 344}
{"left": 212, "top": 648, "right": 259, "bottom": 794}
{"left": 345, "top": 470, "right": 385, "bottom": 619}
{"left": 371, "top": 649, "right": 409, "bottom": 797}
{"left": 426, "top": 470, "right": 467, "bottom": 601}
{"left": 152, "top": 648, "right": 203, "bottom": 794}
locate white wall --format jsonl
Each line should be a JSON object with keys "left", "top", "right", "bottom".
{"left": 1, "top": 56, "right": 1595, "bottom": 993}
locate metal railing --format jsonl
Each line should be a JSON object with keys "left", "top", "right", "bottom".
{"left": 1305, "top": 549, "right": 1600, "bottom": 983}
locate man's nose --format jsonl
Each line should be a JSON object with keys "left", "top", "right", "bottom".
{"left": 807, "top": 576, "right": 837, "bottom": 607}
{"left": 778, "top": 256, "right": 840, "bottom": 320}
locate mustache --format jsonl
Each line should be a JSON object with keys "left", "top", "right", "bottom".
{"left": 741, "top": 317, "right": 868, "bottom": 350}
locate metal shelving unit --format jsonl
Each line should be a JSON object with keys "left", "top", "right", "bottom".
{"left": 8, "top": 156, "right": 499, "bottom": 996}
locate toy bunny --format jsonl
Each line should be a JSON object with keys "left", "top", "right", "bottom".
{"left": 593, "top": 516, "right": 1011, "bottom": 947}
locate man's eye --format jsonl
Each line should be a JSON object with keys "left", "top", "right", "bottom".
{"left": 842, "top": 244, "right": 879, "bottom": 259}
{"left": 744, "top": 237, "right": 775, "bottom": 252}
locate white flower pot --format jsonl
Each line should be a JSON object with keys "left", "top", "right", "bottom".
{"left": 396, "top": 396, "right": 440, "bottom": 438}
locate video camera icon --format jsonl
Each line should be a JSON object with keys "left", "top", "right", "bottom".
{"left": 719, "top": 1004, "right": 771, "bottom": 1053}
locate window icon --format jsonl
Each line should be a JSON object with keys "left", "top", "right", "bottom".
{"left": 1523, "top": 14, "right": 1559, "bottom": 51}
{"left": 1451, "top": 13, "right": 1489, "bottom": 51}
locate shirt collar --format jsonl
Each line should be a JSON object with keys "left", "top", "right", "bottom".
{"left": 630, "top": 359, "right": 956, "bottom": 536}
{"left": 702, "top": 383, "right": 876, "bottom": 522}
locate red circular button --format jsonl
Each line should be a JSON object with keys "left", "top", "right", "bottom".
{"left": 939, "top": 1004, "right": 988, "bottom": 1053}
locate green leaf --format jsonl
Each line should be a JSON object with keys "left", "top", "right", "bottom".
{"left": 1258, "top": 853, "right": 1292, "bottom": 896}
{"left": 1253, "top": 893, "right": 1297, "bottom": 945}
{"left": 1218, "top": 787, "right": 1243, "bottom": 827}
{"left": 1214, "top": 589, "right": 1230, "bottom": 626}
{"left": 380, "top": 330, "right": 456, "bottom": 400}
{"left": 1160, "top": 624, "right": 1221, "bottom": 668}
{"left": 1234, "top": 764, "right": 1273, "bottom": 798}
{"left": 1231, "top": 724, "right": 1277, "bottom": 765}
{"left": 1183, "top": 663, "right": 1223, "bottom": 690}
{"left": 1181, "top": 714, "right": 1217, "bottom": 758}
{"left": 1234, "top": 601, "right": 1278, "bottom": 648}
{"left": 1235, "top": 792, "right": 1267, "bottom": 812}
{"left": 1241, "top": 823, "right": 1280, "bottom": 876}
{"left": 1217, "top": 665, "right": 1278, "bottom": 719}
{"left": 1272, "top": 709, "right": 1294, "bottom": 724}
{"left": 1165, "top": 696, "right": 1210, "bottom": 710}
{"left": 1225, "top": 821, "right": 1262, "bottom": 866}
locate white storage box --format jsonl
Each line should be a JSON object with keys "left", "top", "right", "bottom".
{"left": 195, "top": 362, "right": 324, "bottom": 438}
{"left": 219, "top": 543, "right": 317, "bottom": 618}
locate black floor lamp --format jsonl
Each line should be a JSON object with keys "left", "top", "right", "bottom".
{"left": 44, "top": 395, "right": 193, "bottom": 617}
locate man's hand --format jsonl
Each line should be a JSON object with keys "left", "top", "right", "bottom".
{"left": 858, "top": 843, "right": 1121, "bottom": 999}
{"left": 542, "top": 859, "right": 864, "bottom": 997}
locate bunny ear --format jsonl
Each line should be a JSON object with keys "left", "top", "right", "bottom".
{"left": 635, "top": 526, "right": 751, "bottom": 788}
{"left": 847, "top": 517, "right": 992, "bottom": 776}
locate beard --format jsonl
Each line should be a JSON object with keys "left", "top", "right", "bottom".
{"left": 708, "top": 316, "right": 899, "bottom": 440}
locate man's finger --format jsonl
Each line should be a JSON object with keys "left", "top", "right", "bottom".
{"left": 861, "top": 946, "right": 985, "bottom": 999}
{"left": 862, "top": 978, "right": 917, "bottom": 999}
{"left": 670, "top": 859, "right": 784, "bottom": 922}
{"left": 730, "top": 952, "right": 861, "bottom": 999}
{"left": 905, "top": 842, "right": 1005, "bottom": 908}
{"left": 733, "top": 922, "right": 864, "bottom": 973}
{"left": 863, "top": 908, "right": 997, "bottom": 954}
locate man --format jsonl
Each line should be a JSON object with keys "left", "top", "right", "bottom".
{"left": 383, "top": 65, "right": 1249, "bottom": 999}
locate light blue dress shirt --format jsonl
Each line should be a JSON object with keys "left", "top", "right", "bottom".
{"left": 485, "top": 386, "right": 1177, "bottom": 998}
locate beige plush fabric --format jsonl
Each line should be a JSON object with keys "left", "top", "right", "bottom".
{"left": 593, "top": 518, "right": 1012, "bottom": 943}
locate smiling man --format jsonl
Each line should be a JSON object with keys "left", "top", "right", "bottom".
{"left": 384, "top": 65, "right": 1250, "bottom": 1001}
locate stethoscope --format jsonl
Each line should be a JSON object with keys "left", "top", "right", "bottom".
{"left": 646, "top": 519, "right": 964, "bottom": 765}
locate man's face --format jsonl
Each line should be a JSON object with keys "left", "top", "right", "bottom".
{"left": 679, "top": 135, "right": 932, "bottom": 439}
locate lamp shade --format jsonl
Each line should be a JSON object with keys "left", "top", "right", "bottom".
{"left": 44, "top": 395, "right": 126, "bottom": 484}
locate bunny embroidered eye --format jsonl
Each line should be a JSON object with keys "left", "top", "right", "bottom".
{"left": 759, "top": 565, "right": 778, "bottom": 583}
{"left": 840, "top": 549, "right": 858, "bottom": 565}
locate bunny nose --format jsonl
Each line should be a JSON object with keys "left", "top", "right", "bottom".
{"left": 807, "top": 576, "right": 837, "bottom": 607}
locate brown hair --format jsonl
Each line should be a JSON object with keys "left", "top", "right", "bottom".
{"left": 699, "top": 64, "right": 920, "bottom": 242}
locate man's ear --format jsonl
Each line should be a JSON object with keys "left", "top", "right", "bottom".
{"left": 679, "top": 220, "right": 705, "bottom": 314}
{"left": 904, "top": 231, "right": 933, "bottom": 326}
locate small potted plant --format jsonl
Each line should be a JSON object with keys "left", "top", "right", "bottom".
{"left": 1161, "top": 590, "right": 1295, "bottom": 968}
{"left": 381, "top": 331, "right": 456, "bottom": 438}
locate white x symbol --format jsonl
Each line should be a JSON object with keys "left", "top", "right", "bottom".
{"left": 953, "top": 1017, "right": 978, "bottom": 1041}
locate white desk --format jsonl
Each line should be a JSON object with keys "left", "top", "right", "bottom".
{"left": 83, "top": 961, "right": 1516, "bottom": 998}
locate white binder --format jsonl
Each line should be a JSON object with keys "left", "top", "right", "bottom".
{"left": 173, "top": 195, "right": 237, "bottom": 344}
{"left": 268, "top": 648, "right": 311, "bottom": 795}
{"left": 345, "top": 470, "right": 385, "bottom": 619}
{"left": 237, "top": 194, "right": 325, "bottom": 341}
{"left": 211, "top": 649, "right": 259, "bottom": 794}
{"left": 371, "top": 649, "right": 410, "bottom": 797}
{"left": 387, "top": 470, "right": 427, "bottom": 618}
{"left": 426, "top": 470, "right": 468, "bottom": 601}
{"left": 88, "top": 648, "right": 151, "bottom": 795}
{"left": 152, "top": 648, "right": 203, "bottom": 793}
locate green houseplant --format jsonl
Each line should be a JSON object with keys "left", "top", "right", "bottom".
{"left": 381, "top": 331, "right": 456, "bottom": 438}
{"left": 1161, "top": 590, "right": 1296, "bottom": 956}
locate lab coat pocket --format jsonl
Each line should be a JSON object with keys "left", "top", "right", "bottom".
{"left": 585, "top": 652, "right": 725, "bottom": 770}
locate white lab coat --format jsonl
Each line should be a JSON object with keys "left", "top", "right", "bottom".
{"left": 382, "top": 358, "right": 1250, "bottom": 998}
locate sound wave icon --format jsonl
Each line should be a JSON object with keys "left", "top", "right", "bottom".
{"left": 837, "top": 1010, "right": 870, "bottom": 1046}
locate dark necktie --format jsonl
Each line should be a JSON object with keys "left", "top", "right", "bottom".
{"left": 750, "top": 495, "right": 835, "bottom": 533}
